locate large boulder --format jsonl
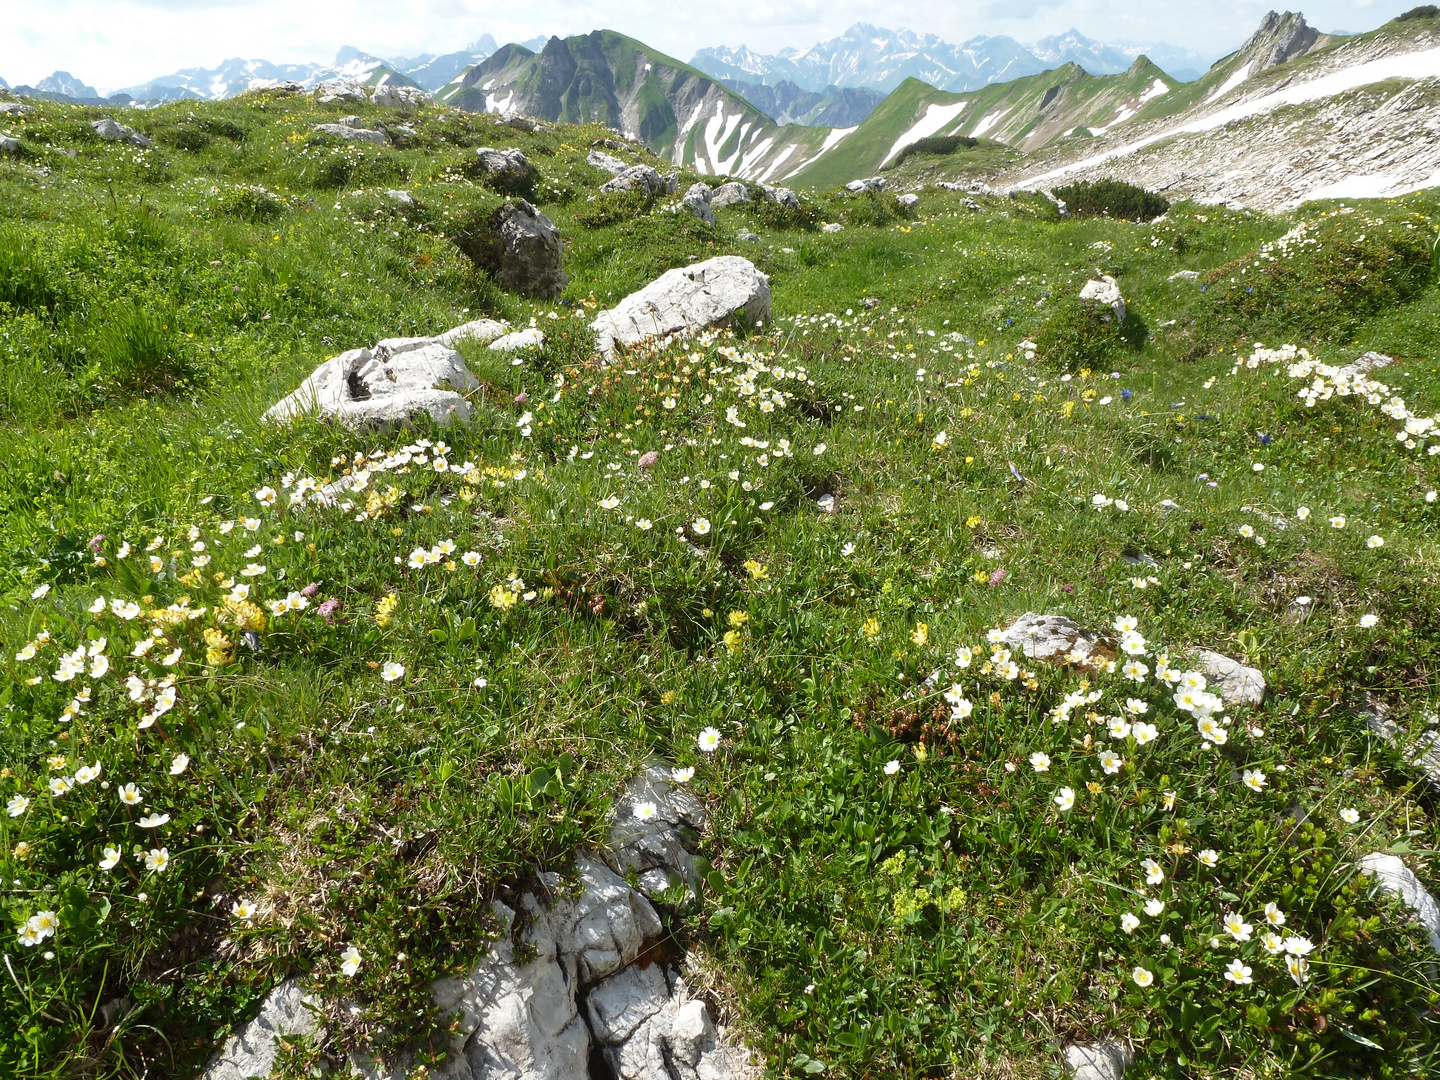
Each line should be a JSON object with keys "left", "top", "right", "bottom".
{"left": 472, "top": 147, "right": 538, "bottom": 196}
{"left": 1079, "top": 275, "right": 1126, "bottom": 323}
{"left": 602, "top": 165, "right": 676, "bottom": 197}
{"left": 91, "top": 118, "right": 151, "bottom": 147}
{"left": 682, "top": 183, "right": 715, "bottom": 225}
{"left": 264, "top": 340, "right": 479, "bottom": 429}
{"left": 314, "top": 79, "right": 367, "bottom": 104}
{"left": 758, "top": 184, "right": 799, "bottom": 209}
{"left": 711, "top": 182, "right": 751, "bottom": 209}
{"left": 313, "top": 123, "right": 388, "bottom": 145}
{"left": 203, "top": 979, "right": 319, "bottom": 1080}
{"left": 897, "top": 193, "right": 920, "bottom": 210}
{"left": 590, "top": 256, "right": 771, "bottom": 359}
{"left": 372, "top": 81, "right": 430, "bottom": 109}
{"left": 845, "top": 176, "right": 886, "bottom": 194}
{"left": 454, "top": 201, "right": 568, "bottom": 299}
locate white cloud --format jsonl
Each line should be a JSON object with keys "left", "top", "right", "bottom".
{"left": 0, "top": 0, "right": 1423, "bottom": 94}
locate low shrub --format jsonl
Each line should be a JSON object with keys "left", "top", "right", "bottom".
{"left": 215, "top": 184, "right": 287, "bottom": 223}
{"left": 890, "top": 134, "right": 978, "bottom": 169}
{"left": 1034, "top": 294, "right": 1123, "bottom": 370}
{"left": 570, "top": 188, "right": 653, "bottom": 229}
{"left": 1395, "top": 5, "right": 1439, "bottom": 21}
{"left": 1053, "top": 179, "right": 1170, "bottom": 221}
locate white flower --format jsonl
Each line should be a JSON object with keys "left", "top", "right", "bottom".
{"left": 232, "top": 898, "right": 257, "bottom": 920}
{"left": 1261, "top": 932, "right": 1285, "bottom": 955}
{"left": 1120, "top": 913, "right": 1140, "bottom": 934}
{"left": 74, "top": 762, "right": 101, "bottom": 785}
{"left": 381, "top": 661, "right": 405, "bottom": 683}
{"left": 1329, "top": 515, "right": 1346, "bottom": 529}
{"left": 632, "top": 801, "right": 658, "bottom": 821}
{"left": 1339, "top": 807, "right": 1360, "bottom": 824}
{"left": 949, "top": 697, "right": 973, "bottom": 720}
{"left": 1099, "top": 750, "right": 1123, "bottom": 775}
{"left": 1264, "top": 903, "right": 1286, "bottom": 927}
{"left": 240, "top": 563, "right": 267, "bottom": 578}
{"left": 1132, "top": 722, "right": 1158, "bottom": 745}
{"left": 118, "top": 783, "right": 143, "bottom": 806}
{"left": 1143, "top": 898, "right": 1164, "bottom": 917}
{"left": 145, "top": 847, "right": 171, "bottom": 872}
{"left": 955, "top": 647, "right": 973, "bottom": 669}
{"left": 254, "top": 486, "right": 278, "bottom": 507}
{"left": 671, "top": 766, "right": 695, "bottom": 783}
{"left": 883, "top": 760, "right": 901, "bottom": 776}
{"left": 7, "top": 794, "right": 30, "bottom": 817}
{"left": 1029, "top": 752, "right": 1051, "bottom": 772}
{"left": 1113, "top": 615, "right": 1138, "bottom": 634}
{"left": 1285, "top": 954, "right": 1309, "bottom": 985}
{"left": 1284, "top": 936, "right": 1314, "bottom": 957}
{"left": 31, "top": 583, "right": 51, "bottom": 600}
{"left": 635, "top": 519, "right": 653, "bottom": 531}
{"left": 340, "top": 945, "right": 362, "bottom": 977}
{"left": 813, "top": 443, "right": 827, "bottom": 455}
{"left": 1242, "top": 768, "right": 1267, "bottom": 792}
{"left": 1107, "top": 717, "right": 1132, "bottom": 740}
{"left": 1197, "top": 849, "right": 1219, "bottom": 868}
{"left": 1359, "top": 613, "right": 1379, "bottom": 628}
{"left": 1053, "top": 786, "right": 1075, "bottom": 811}
{"left": 99, "top": 846, "right": 121, "bottom": 871}
{"left": 49, "top": 776, "right": 73, "bottom": 797}
{"left": 1224, "top": 912, "right": 1252, "bottom": 941}
{"left": 691, "top": 518, "right": 711, "bottom": 536}
{"left": 1367, "top": 535, "right": 1384, "bottom": 549}
{"left": 88, "top": 597, "right": 107, "bottom": 614}
{"left": 697, "top": 727, "right": 721, "bottom": 752}
{"left": 1142, "top": 858, "right": 1164, "bottom": 885}
{"left": 1224, "top": 959, "right": 1253, "bottom": 986}
{"left": 599, "top": 496, "right": 621, "bottom": 510}
{"left": 1296, "top": 506, "right": 1311, "bottom": 520}
{"left": 138, "top": 812, "right": 170, "bottom": 829}
{"left": 1131, "top": 966, "right": 1154, "bottom": 989}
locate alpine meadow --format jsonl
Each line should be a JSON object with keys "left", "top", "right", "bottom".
{"left": 5, "top": 8, "right": 1440, "bottom": 1080}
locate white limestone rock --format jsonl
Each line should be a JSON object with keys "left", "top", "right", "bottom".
{"left": 602, "top": 165, "right": 676, "bottom": 197}
{"left": 91, "top": 118, "right": 151, "bottom": 147}
{"left": 0, "top": 135, "right": 17, "bottom": 154}
{"left": 1062, "top": 1040, "right": 1131, "bottom": 1080}
{"left": 472, "top": 201, "right": 569, "bottom": 299}
{"left": 845, "top": 176, "right": 887, "bottom": 193}
{"left": 1194, "top": 649, "right": 1266, "bottom": 706}
{"left": 490, "top": 328, "right": 545, "bottom": 352}
{"left": 473, "top": 147, "right": 537, "bottom": 191}
{"left": 606, "top": 764, "right": 707, "bottom": 903}
{"left": 1000, "top": 612, "right": 1098, "bottom": 663}
{"left": 1358, "top": 853, "right": 1440, "bottom": 952}
{"left": 591, "top": 256, "right": 770, "bottom": 360}
{"left": 820, "top": 223, "right": 844, "bottom": 233}
{"left": 682, "top": 183, "right": 715, "bottom": 225}
{"left": 758, "top": 184, "right": 799, "bottom": 209}
{"left": 313, "top": 123, "right": 388, "bottom": 145}
{"left": 1167, "top": 270, "right": 1200, "bottom": 282}
{"left": 314, "top": 79, "right": 367, "bottom": 104}
{"left": 711, "top": 182, "right": 751, "bottom": 209}
{"left": 439, "top": 319, "right": 510, "bottom": 347}
{"left": 1079, "top": 275, "right": 1126, "bottom": 323}
{"left": 264, "top": 342, "right": 478, "bottom": 429}
{"left": 587, "top": 149, "right": 629, "bottom": 175}
{"left": 372, "top": 81, "right": 430, "bottom": 108}
{"left": 202, "top": 979, "right": 320, "bottom": 1080}
{"left": 896, "top": 193, "right": 920, "bottom": 210}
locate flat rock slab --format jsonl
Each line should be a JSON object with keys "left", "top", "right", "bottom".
{"left": 1000, "top": 612, "right": 1098, "bottom": 662}
{"left": 1358, "top": 852, "right": 1440, "bottom": 952}
{"left": 1062, "top": 1041, "right": 1131, "bottom": 1080}
{"left": 203, "top": 979, "right": 319, "bottom": 1080}
{"left": 1194, "top": 649, "right": 1266, "bottom": 706}
{"left": 265, "top": 341, "right": 478, "bottom": 429}
{"left": 591, "top": 256, "right": 770, "bottom": 360}
{"left": 92, "top": 118, "right": 151, "bottom": 146}
{"left": 607, "top": 764, "right": 708, "bottom": 903}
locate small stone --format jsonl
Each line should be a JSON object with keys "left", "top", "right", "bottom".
{"left": 682, "top": 182, "right": 715, "bottom": 225}
{"left": 1000, "top": 612, "right": 1098, "bottom": 663}
{"left": 896, "top": 193, "right": 920, "bottom": 209}
{"left": 1194, "top": 649, "right": 1266, "bottom": 706}
{"left": 312, "top": 123, "right": 387, "bottom": 145}
{"left": 0, "top": 135, "right": 17, "bottom": 154}
{"left": 587, "top": 149, "right": 629, "bottom": 175}
{"left": 821, "top": 222, "right": 844, "bottom": 233}
{"left": 1062, "top": 1040, "right": 1132, "bottom": 1080}
{"left": 91, "top": 118, "right": 151, "bottom": 146}
{"left": 490, "top": 328, "right": 545, "bottom": 352}
{"left": 1167, "top": 270, "right": 1200, "bottom": 282}
{"left": 438, "top": 319, "right": 509, "bottom": 347}
{"left": 1079, "top": 275, "right": 1126, "bottom": 323}
{"left": 845, "top": 176, "right": 887, "bottom": 193}
{"left": 1358, "top": 852, "right": 1440, "bottom": 952}
{"left": 736, "top": 230, "right": 761, "bottom": 242}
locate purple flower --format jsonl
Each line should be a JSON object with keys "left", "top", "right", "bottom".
{"left": 638, "top": 450, "right": 660, "bottom": 468}
{"left": 988, "top": 568, "right": 1008, "bottom": 588}
{"left": 514, "top": 392, "right": 529, "bottom": 403}
{"left": 300, "top": 582, "right": 320, "bottom": 598}
{"left": 316, "top": 598, "right": 342, "bottom": 624}
{"left": 88, "top": 534, "right": 106, "bottom": 552}
{"left": 1060, "top": 584, "right": 1075, "bottom": 593}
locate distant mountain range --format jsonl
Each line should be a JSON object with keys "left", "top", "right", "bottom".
{"left": 690, "top": 24, "right": 1217, "bottom": 95}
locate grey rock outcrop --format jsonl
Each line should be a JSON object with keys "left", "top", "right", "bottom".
{"left": 1364, "top": 698, "right": 1440, "bottom": 793}
{"left": 608, "top": 765, "right": 707, "bottom": 904}
{"left": 264, "top": 341, "right": 478, "bottom": 429}
{"left": 1000, "top": 612, "right": 1098, "bottom": 663}
{"left": 372, "top": 81, "right": 430, "bottom": 109}
{"left": 204, "top": 979, "right": 319, "bottom": 1080}
{"left": 439, "top": 319, "right": 510, "bottom": 347}
{"left": 820, "top": 223, "right": 843, "bottom": 233}
{"left": 1240, "top": 10, "right": 1322, "bottom": 74}
{"left": 1194, "top": 649, "right": 1266, "bottom": 706}
{"left": 896, "top": 193, "right": 920, "bottom": 210}
{"left": 91, "top": 118, "right": 151, "bottom": 147}
{"left": 1062, "top": 1040, "right": 1131, "bottom": 1080}
{"left": 461, "top": 201, "right": 568, "bottom": 299}
{"left": 590, "top": 256, "right": 771, "bottom": 359}
{"left": 0, "top": 135, "right": 17, "bottom": 154}
{"left": 845, "top": 176, "right": 887, "bottom": 194}
{"left": 682, "top": 183, "right": 715, "bottom": 225}
{"left": 1079, "top": 275, "right": 1126, "bottom": 323}
{"left": 0, "top": 102, "right": 33, "bottom": 116}
{"left": 1167, "top": 270, "right": 1200, "bottom": 282}
{"left": 1358, "top": 852, "right": 1440, "bottom": 953}
{"left": 313, "top": 123, "right": 388, "bottom": 145}
{"left": 314, "top": 79, "right": 367, "bottom": 104}
{"left": 587, "top": 149, "right": 629, "bottom": 175}
{"left": 473, "top": 147, "right": 539, "bottom": 194}
{"left": 711, "top": 182, "right": 751, "bottom": 209}
{"left": 602, "top": 165, "right": 676, "bottom": 197}
{"left": 758, "top": 185, "right": 799, "bottom": 209}
{"left": 490, "top": 328, "right": 546, "bottom": 352}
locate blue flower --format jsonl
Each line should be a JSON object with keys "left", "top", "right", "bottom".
{"left": 1121, "top": 389, "right": 1133, "bottom": 401}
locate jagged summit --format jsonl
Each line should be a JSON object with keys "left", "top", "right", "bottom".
{"left": 1231, "top": 10, "right": 1327, "bottom": 73}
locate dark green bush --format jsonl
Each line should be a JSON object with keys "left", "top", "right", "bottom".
{"left": 571, "top": 188, "right": 653, "bottom": 229}
{"left": 1395, "top": 5, "right": 1439, "bottom": 21}
{"left": 1052, "top": 179, "right": 1169, "bottom": 221}
{"left": 890, "top": 135, "right": 978, "bottom": 169}
{"left": 1199, "top": 209, "right": 1435, "bottom": 345}
{"left": 1034, "top": 294, "right": 1122, "bottom": 370}
{"left": 167, "top": 125, "right": 213, "bottom": 151}
{"left": 215, "top": 184, "right": 286, "bottom": 223}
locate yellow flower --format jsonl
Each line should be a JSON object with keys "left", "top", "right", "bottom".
{"left": 723, "top": 629, "right": 743, "bottom": 653}
{"left": 203, "top": 628, "right": 233, "bottom": 667}
{"left": 701, "top": 608, "right": 714, "bottom": 618}
{"left": 910, "top": 623, "right": 929, "bottom": 647}
{"left": 1060, "top": 400, "right": 1076, "bottom": 418}
{"left": 1086, "top": 781, "right": 1103, "bottom": 795}
{"left": 219, "top": 597, "right": 266, "bottom": 632}
{"left": 660, "top": 691, "right": 676, "bottom": 705}
{"left": 861, "top": 617, "right": 880, "bottom": 639}
{"left": 374, "top": 594, "right": 399, "bottom": 627}
{"left": 727, "top": 610, "right": 749, "bottom": 628}
{"left": 972, "top": 568, "right": 990, "bottom": 583}
{"left": 965, "top": 515, "right": 982, "bottom": 529}
{"left": 743, "top": 559, "right": 769, "bottom": 580}
{"left": 489, "top": 584, "right": 519, "bottom": 611}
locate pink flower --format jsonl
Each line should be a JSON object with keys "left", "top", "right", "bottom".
{"left": 1060, "top": 584, "right": 1075, "bottom": 593}
{"left": 88, "top": 534, "right": 106, "bottom": 552}
{"left": 638, "top": 450, "right": 660, "bottom": 468}
{"left": 513, "top": 392, "right": 529, "bottom": 403}
{"left": 316, "top": 598, "right": 342, "bottom": 623}
{"left": 988, "top": 568, "right": 1008, "bottom": 587}
{"left": 300, "top": 582, "right": 321, "bottom": 598}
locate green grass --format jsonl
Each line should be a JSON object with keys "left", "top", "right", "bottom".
{"left": 3, "top": 89, "right": 1440, "bottom": 1080}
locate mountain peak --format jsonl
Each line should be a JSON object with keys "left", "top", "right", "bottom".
{"left": 1236, "top": 10, "right": 1322, "bottom": 72}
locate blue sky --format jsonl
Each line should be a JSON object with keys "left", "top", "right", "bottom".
{"left": 2, "top": 0, "right": 1418, "bottom": 93}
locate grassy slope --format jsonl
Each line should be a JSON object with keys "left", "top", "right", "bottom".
{"left": 2, "top": 90, "right": 1440, "bottom": 1080}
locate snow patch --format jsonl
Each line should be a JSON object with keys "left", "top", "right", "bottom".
{"left": 884, "top": 100, "right": 969, "bottom": 164}
{"left": 971, "top": 107, "right": 1008, "bottom": 138}
{"left": 1138, "top": 78, "right": 1170, "bottom": 105}
{"left": 1206, "top": 62, "right": 1252, "bottom": 103}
